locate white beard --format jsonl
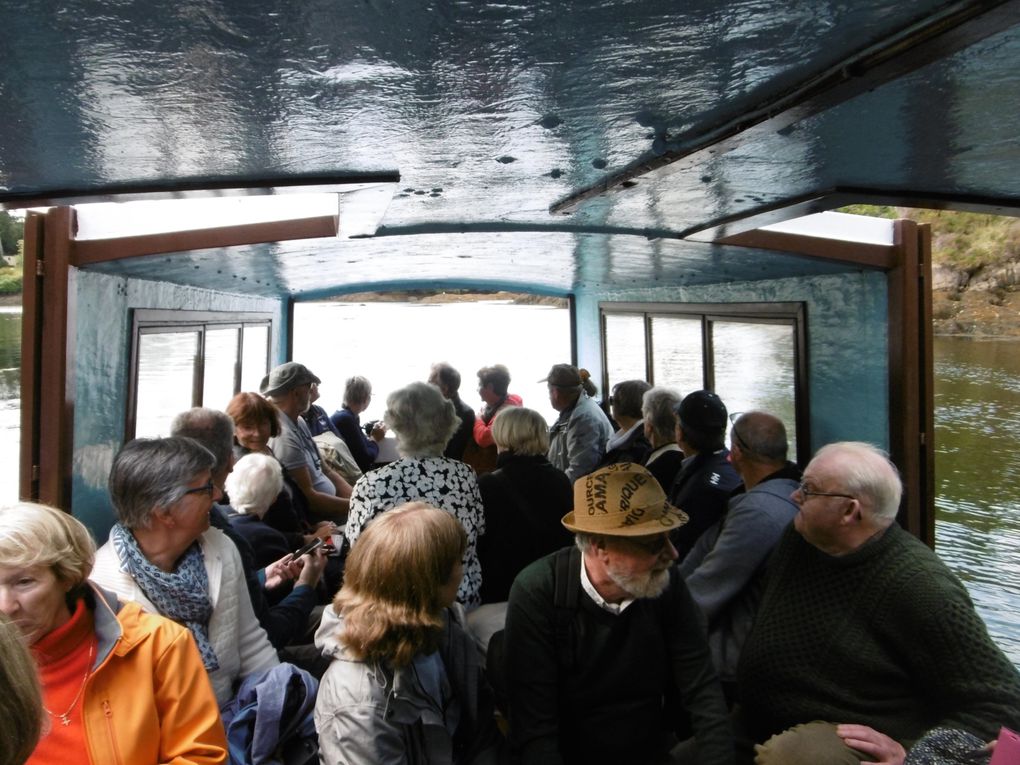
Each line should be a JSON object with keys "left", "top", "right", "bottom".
{"left": 606, "top": 563, "right": 670, "bottom": 599}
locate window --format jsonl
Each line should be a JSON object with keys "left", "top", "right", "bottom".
{"left": 128, "top": 310, "right": 273, "bottom": 439}
{"left": 600, "top": 302, "right": 808, "bottom": 463}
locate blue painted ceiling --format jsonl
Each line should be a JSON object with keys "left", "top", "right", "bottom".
{"left": 1, "top": 0, "right": 1017, "bottom": 297}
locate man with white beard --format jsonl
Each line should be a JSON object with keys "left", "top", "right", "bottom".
{"left": 504, "top": 463, "right": 734, "bottom": 765}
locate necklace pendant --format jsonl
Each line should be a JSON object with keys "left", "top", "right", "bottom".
{"left": 60, "top": 715, "right": 72, "bottom": 726}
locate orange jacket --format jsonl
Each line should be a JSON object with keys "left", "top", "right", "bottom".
{"left": 81, "top": 585, "right": 228, "bottom": 765}
{"left": 473, "top": 393, "right": 523, "bottom": 447}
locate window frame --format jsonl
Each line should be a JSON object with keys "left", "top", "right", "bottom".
{"left": 599, "top": 301, "right": 809, "bottom": 465}
{"left": 126, "top": 309, "right": 273, "bottom": 440}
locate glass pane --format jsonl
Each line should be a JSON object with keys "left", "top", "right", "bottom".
{"left": 650, "top": 315, "right": 704, "bottom": 395}
{"left": 711, "top": 321, "right": 798, "bottom": 456}
{"left": 604, "top": 314, "right": 646, "bottom": 394}
{"left": 203, "top": 328, "right": 239, "bottom": 409}
{"left": 136, "top": 331, "right": 198, "bottom": 438}
{"left": 241, "top": 325, "right": 270, "bottom": 394}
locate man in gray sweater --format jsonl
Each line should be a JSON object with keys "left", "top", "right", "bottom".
{"left": 679, "top": 411, "right": 800, "bottom": 699}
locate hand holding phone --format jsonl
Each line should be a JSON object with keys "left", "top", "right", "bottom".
{"left": 292, "top": 537, "right": 324, "bottom": 558}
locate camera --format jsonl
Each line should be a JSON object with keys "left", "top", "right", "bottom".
{"left": 363, "top": 420, "right": 380, "bottom": 435}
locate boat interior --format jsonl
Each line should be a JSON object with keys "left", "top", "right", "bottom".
{"left": 3, "top": 0, "right": 1020, "bottom": 538}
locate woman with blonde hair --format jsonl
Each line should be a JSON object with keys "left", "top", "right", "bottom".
{"left": 0, "top": 502, "right": 227, "bottom": 764}
{"left": 315, "top": 503, "right": 498, "bottom": 764}
{"left": 477, "top": 406, "right": 573, "bottom": 603}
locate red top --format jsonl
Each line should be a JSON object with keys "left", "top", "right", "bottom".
{"left": 28, "top": 598, "right": 94, "bottom": 765}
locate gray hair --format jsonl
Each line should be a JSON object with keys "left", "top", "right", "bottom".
{"left": 641, "top": 387, "right": 681, "bottom": 442}
{"left": 733, "top": 411, "right": 788, "bottom": 464}
{"left": 170, "top": 407, "right": 235, "bottom": 476}
{"left": 812, "top": 441, "right": 902, "bottom": 522}
{"left": 385, "top": 382, "right": 459, "bottom": 457}
{"left": 109, "top": 437, "right": 217, "bottom": 530}
{"left": 225, "top": 452, "right": 284, "bottom": 516}
{"left": 344, "top": 376, "right": 373, "bottom": 408}
{"left": 610, "top": 380, "right": 651, "bottom": 420}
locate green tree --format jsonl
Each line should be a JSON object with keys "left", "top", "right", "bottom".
{"left": 0, "top": 211, "right": 24, "bottom": 257}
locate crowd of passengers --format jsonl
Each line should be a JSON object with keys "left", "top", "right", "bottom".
{"left": 1, "top": 359, "right": 1019, "bottom": 765}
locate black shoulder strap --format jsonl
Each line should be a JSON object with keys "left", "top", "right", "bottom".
{"left": 553, "top": 546, "right": 581, "bottom": 670}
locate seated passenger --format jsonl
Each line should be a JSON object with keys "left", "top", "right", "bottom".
{"left": 467, "top": 364, "right": 522, "bottom": 474}
{"left": 738, "top": 442, "right": 1020, "bottom": 765}
{"left": 0, "top": 613, "right": 42, "bottom": 765}
{"left": 344, "top": 381, "right": 486, "bottom": 609}
{"left": 641, "top": 386, "right": 684, "bottom": 491}
{"left": 504, "top": 463, "right": 733, "bottom": 764}
{"left": 315, "top": 503, "right": 499, "bottom": 764}
{"left": 91, "top": 436, "right": 280, "bottom": 708}
{"left": 477, "top": 406, "right": 572, "bottom": 604}
{"left": 668, "top": 390, "right": 740, "bottom": 560}
{"left": 544, "top": 363, "right": 614, "bottom": 483}
{"left": 679, "top": 411, "right": 800, "bottom": 700}
{"left": 262, "top": 362, "right": 353, "bottom": 524}
{"left": 329, "top": 375, "right": 387, "bottom": 472}
{"left": 0, "top": 502, "right": 227, "bottom": 763}
{"left": 599, "top": 379, "right": 652, "bottom": 467}
{"left": 429, "top": 361, "right": 476, "bottom": 461}
{"left": 301, "top": 380, "right": 342, "bottom": 437}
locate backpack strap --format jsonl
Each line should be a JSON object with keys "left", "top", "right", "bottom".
{"left": 553, "top": 546, "right": 581, "bottom": 670}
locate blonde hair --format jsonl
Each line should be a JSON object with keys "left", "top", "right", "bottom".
{"left": 491, "top": 406, "right": 549, "bottom": 456}
{"left": 334, "top": 503, "right": 466, "bottom": 668}
{"left": 0, "top": 614, "right": 42, "bottom": 765}
{"left": 0, "top": 503, "right": 96, "bottom": 588}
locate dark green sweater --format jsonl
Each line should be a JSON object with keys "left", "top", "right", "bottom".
{"left": 505, "top": 547, "right": 734, "bottom": 765}
{"left": 737, "top": 524, "right": 1020, "bottom": 746}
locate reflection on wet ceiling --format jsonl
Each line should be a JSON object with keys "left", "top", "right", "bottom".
{"left": 1, "top": 0, "right": 1018, "bottom": 296}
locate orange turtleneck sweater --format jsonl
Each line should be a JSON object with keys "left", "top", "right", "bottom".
{"left": 28, "top": 598, "right": 94, "bottom": 765}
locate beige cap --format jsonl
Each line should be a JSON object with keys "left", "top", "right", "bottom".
{"left": 561, "top": 463, "right": 688, "bottom": 537}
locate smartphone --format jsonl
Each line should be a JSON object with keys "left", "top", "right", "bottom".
{"left": 292, "top": 537, "right": 324, "bottom": 558}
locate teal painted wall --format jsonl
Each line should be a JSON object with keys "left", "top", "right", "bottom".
{"left": 70, "top": 270, "right": 284, "bottom": 540}
{"left": 575, "top": 269, "right": 889, "bottom": 455}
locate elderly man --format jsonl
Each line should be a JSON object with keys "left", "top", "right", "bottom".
{"left": 669, "top": 390, "right": 740, "bottom": 559}
{"left": 505, "top": 463, "right": 734, "bottom": 765}
{"left": 737, "top": 442, "right": 1020, "bottom": 764}
{"left": 429, "top": 361, "right": 476, "bottom": 460}
{"left": 679, "top": 411, "right": 800, "bottom": 698}
{"left": 599, "top": 379, "right": 653, "bottom": 467}
{"left": 261, "top": 362, "right": 351, "bottom": 522}
{"left": 545, "top": 363, "right": 613, "bottom": 482}
{"left": 171, "top": 407, "right": 327, "bottom": 653}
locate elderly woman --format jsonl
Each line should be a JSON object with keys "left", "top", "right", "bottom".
{"left": 476, "top": 407, "right": 573, "bottom": 604}
{"left": 641, "top": 387, "right": 685, "bottom": 492}
{"left": 330, "top": 375, "right": 387, "bottom": 472}
{"left": 315, "top": 503, "right": 497, "bottom": 764}
{"left": 225, "top": 391, "right": 312, "bottom": 544}
{"left": 0, "top": 502, "right": 227, "bottom": 763}
{"left": 91, "top": 436, "right": 279, "bottom": 708}
{"left": 344, "top": 382, "right": 486, "bottom": 608}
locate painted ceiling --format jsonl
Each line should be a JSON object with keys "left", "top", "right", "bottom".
{"left": 1, "top": 0, "right": 1018, "bottom": 297}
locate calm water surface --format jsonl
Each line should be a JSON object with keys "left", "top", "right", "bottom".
{"left": 0, "top": 309, "right": 1017, "bottom": 666}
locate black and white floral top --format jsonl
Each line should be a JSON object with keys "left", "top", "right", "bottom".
{"left": 344, "top": 456, "right": 486, "bottom": 608}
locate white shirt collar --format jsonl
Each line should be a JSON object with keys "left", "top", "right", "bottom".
{"left": 580, "top": 553, "right": 635, "bottom": 614}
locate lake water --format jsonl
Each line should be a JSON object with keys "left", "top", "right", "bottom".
{"left": 0, "top": 306, "right": 1018, "bottom": 667}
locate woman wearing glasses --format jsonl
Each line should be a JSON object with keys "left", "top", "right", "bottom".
{"left": 0, "top": 501, "right": 227, "bottom": 764}
{"left": 91, "top": 436, "right": 279, "bottom": 708}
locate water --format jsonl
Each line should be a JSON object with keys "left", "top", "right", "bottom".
{"left": 0, "top": 306, "right": 1018, "bottom": 667}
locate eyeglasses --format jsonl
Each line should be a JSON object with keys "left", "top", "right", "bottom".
{"left": 182, "top": 480, "right": 216, "bottom": 498}
{"left": 796, "top": 481, "right": 855, "bottom": 501}
{"left": 728, "top": 411, "right": 751, "bottom": 453}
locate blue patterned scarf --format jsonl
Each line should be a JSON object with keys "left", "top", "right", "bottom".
{"left": 111, "top": 523, "right": 219, "bottom": 671}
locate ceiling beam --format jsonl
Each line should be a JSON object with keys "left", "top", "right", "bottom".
{"left": 551, "top": 0, "right": 1020, "bottom": 215}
